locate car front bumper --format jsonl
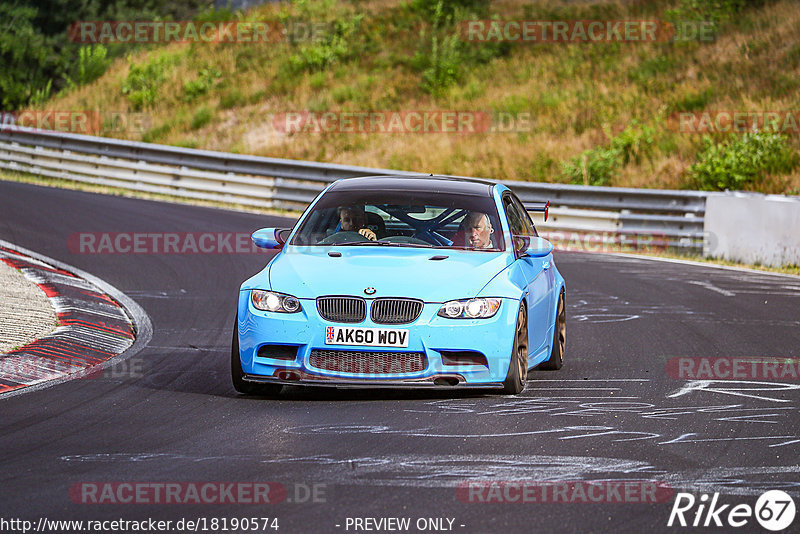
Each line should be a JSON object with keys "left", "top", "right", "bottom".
{"left": 237, "top": 292, "right": 519, "bottom": 388}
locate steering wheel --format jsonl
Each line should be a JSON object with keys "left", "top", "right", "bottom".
{"left": 318, "top": 231, "right": 370, "bottom": 245}
{"left": 379, "top": 235, "right": 431, "bottom": 245}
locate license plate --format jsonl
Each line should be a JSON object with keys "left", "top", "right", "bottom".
{"left": 324, "top": 326, "right": 409, "bottom": 348}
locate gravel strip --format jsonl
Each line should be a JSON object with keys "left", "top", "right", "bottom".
{"left": 0, "top": 260, "right": 58, "bottom": 354}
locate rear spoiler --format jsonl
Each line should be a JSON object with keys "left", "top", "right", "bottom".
{"left": 524, "top": 201, "right": 549, "bottom": 222}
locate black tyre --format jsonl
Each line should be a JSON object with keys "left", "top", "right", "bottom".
{"left": 539, "top": 290, "right": 566, "bottom": 371}
{"left": 502, "top": 302, "right": 528, "bottom": 394}
{"left": 231, "top": 316, "right": 282, "bottom": 396}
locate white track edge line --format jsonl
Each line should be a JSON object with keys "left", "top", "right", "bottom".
{"left": 600, "top": 251, "right": 800, "bottom": 280}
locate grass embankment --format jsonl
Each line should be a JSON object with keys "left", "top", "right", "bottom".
{"left": 23, "top": 0, "right": 800, "bottom": 193}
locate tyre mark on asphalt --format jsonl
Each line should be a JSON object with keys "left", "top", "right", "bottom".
{"left": 56, "top": 452, "right": 800, "bottom": 496}
{"left": 668, "top": 380, "right": 800, "bottom": 403}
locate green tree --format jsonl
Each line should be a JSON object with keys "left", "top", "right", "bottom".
{"left": 0, "top": 4, "right": 54, "bottom": 109}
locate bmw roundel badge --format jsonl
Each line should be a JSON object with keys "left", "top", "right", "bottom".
{"left": 364, "top": 287, "right": 376, "bottom": 295}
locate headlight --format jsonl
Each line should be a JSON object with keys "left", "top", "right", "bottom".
{"left": 437, "top": 298, "right": 501, "bottom": 319}
{"left": 251, "top": 290, "right": 302, "bottom": 313}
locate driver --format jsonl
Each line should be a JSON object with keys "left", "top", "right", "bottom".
{"left": 460, "top": 211, "right": 494, "bottom": 249}
{"left": 338, "top": 206, "right": 377, "bottom": 241}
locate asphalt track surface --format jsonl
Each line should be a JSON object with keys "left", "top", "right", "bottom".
{"left": 1, "top": 180, "right": 799, "bottom": 533}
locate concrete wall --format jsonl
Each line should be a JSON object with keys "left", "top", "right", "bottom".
{"left": 704, "top": 192, "right": 800, "bottom": 267}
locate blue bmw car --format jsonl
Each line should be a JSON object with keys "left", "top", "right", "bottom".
{"left": 232, "top": 175, "right": 566, "bottom": 395}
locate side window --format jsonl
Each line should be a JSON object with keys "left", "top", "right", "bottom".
{"left": 504, "top": 196, "right": 530, "bottom": 237}
{"left": 512, "top": 196, "right": 538, "bottom": 237}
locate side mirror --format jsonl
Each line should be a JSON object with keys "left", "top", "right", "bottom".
{"left": 251, "top": 228, "right": 291, "bottom": 249}
{"left": 521, "top": 236, "right": 553, "bottom": 258}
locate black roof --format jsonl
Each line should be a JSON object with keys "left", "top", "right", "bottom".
{"left": 328, "top": 175, "right": 497, "bottom": 196}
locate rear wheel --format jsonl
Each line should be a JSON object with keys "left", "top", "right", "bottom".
{"left": 502, "top": 302, "right": 528, "bottom": 394}
{"left": 539, "top": 290, "right": 566, "bottom": 371}
{"left": 231, "top": 316, "right": 282, "bottom": 396}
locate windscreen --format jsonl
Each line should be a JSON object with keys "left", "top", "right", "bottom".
{"left": 290, "top": 190, "right": 505, "bottom": 251}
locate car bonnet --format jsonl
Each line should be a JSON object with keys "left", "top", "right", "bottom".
{"left": 264, "top": 246, "right": 513, "bottom": 302}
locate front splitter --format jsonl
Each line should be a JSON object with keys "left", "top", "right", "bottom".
{"left": 243, "top": 372, "right": 503, "bottom": 389}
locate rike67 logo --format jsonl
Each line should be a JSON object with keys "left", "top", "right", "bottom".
{"left": 668, "top": 490, "right": 796, "bottom": 531}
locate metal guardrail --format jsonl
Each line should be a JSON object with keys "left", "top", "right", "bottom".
{"left": 0, "top": 126, "right": 707, "bottom": 251}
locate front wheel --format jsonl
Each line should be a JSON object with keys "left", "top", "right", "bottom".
{"left": 502, "top": 302, "right": 528, "bottom": 394}
{"left": 231, "top": 316, "right": 282, "bottom": 396}
{"left": 539, "top": 290, "right": 566, "bottom": 371}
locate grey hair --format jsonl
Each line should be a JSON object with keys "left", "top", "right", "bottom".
{"left": 463, "top": 211, "right": 491, "bottom": 230}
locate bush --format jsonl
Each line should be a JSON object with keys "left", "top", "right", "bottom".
{"left": 686, "top": 132, "right": 798, "bottom": 191}
{"left": 183, "top": 66, "right": 222, "bottom": 102}
{"left": 67, "top": 45, "right": 110, "bottom": 88}
{"left": 562, "top": 147, "right": 621, "bottom": 186}
{"left": 613, "top": 121, "right": 656, "bottom": 166}
{"left": 410, "top": 2, "right": 464, "bottom": 95}
{"left": 411, "top": 1, "right": 509, "bottom": 96}
{"left": 668, "top": 88, "right": 714, "bottom": 113}
{"left": 122, "top": 55, "right": 174, "bottom": 110}
{"left": 220, "top": 90, "right": 245, "bottom": 110}
{"left": 142, "top": 122, "right": 173, "bottom": 143}
{"left": 190, "top": 106, "right": 213, "bottom": 130}
{"left": 561, "top": 122, "right": 655, "bottom": 186}
{"left": 28, "top": 80, "right": 52, "bottom": 107}
{"left": 285, "top": 15, "right": 364, "bottom": 73}
{"left": 419, "top": 33, "right": 464, "bottom": 95}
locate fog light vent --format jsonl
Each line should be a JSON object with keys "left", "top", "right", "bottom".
{"left": 257, "top": 345, "right": 298, "bottom": 361}
{"left": 440, "top": 351, "right": 488, "bottom": 366}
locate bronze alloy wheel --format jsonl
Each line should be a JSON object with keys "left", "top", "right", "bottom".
{"left": 540, "top": 290, "right": 566, "bottom": 371}
{"left": 502, "top": 302, "right": 528, "bottom": 394}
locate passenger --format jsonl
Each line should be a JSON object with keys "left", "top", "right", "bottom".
{"left": 338, "top": 206, "right": 377, "bottom": 241}
{"left": 460, "top": 211, "right": 494, "bottom": 249}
